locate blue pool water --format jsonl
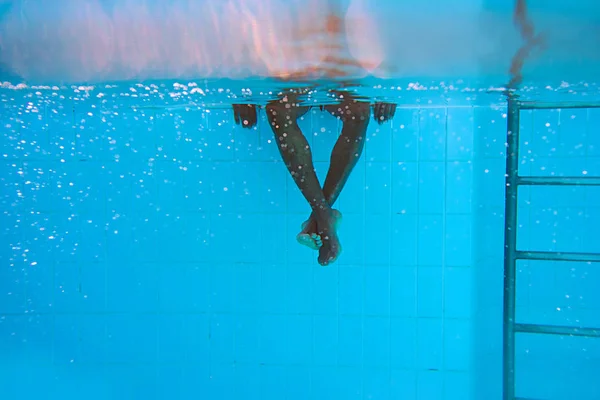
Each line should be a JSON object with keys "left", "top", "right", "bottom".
{"left": 1, "top": 0, "right": 600, "bottom": 397}
{"left": 1, "top": 79, "right": 599, "bottom": 400}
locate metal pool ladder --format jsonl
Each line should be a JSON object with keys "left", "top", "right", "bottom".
{"left": 502, "top": 98, "right": 600, "bottom": 400}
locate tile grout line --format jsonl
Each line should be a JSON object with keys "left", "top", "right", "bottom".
{"left": 361, "top": 111, "right": 367, "bottom": 398}
{"left": 441, "top": 106, "right": 449, "bottom": 398}
{"left": 230, "top": 109, "right": 239, "bottom": 395}
{"left": 387, "top": 113, "right": 394, "bottom": 392}
{"left": 414, "top": 106, "right": 422, "bottom": 398}
{"left": 257, "top": 108, "right": 266, "bottom": 396}
{"left": 155, "top": 111, "right": 162, "bottom": 384}
{"left": 2, "top": 310, "right": 480, "bottom": 318}
{"left": 526, "top": 110, "right": 533, "bottom": 306}
{"left": 205, "top": 111, "right": 214, "bottom": 386}
{"left": 334, "top": 113, "right": 341, "bottom": 387}
{"left": 584, "top": 109, "right": 590, "bottom": 225}
{"left": 307, "top": 107, "right": 314, "bottom": 400}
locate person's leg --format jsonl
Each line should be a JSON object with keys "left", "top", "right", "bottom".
{"left": 296, "top": 94, "right": 370, "bottom": 248}
{"left": 266, "top": 93, "right": 342, "bottom": 266}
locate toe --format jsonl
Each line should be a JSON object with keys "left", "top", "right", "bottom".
{"left": 297, "top": 233, "right": 319, "bottom": 250}
{"left": 312, "top": 234, "right": 323, "bottom": 247}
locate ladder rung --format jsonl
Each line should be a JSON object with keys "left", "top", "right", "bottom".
{"left": 518, "top": 101, "right": 600, "bottom": 110}
{"left": 515, "top": 323, "right": 600, "bottom": 338}
{"left": 516, "top": 250, "right": 600, "bottom": 262}
{"left": 517, "top": 176, "right": 600, "bottom": 186}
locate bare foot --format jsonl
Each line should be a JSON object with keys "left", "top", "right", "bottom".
{"left": 317, "top": 218, "right": 342, "bottom": 266}
{"left": 296, "top": 209, "right": 342, "bottom": 250}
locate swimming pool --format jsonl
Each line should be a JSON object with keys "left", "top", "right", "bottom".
{"left": 1, "top": 1, "right": 600, "bottom": 399}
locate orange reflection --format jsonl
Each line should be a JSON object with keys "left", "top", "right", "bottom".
{"left": 0, "top": 0, "right": 384, "bottom": 82}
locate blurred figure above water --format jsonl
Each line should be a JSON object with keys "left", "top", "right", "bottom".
{"left": 0, "top": 0, "right": 597, "bottom": 86}
{"left": 0, "top": 0, "right": 384, "bottom": 83}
